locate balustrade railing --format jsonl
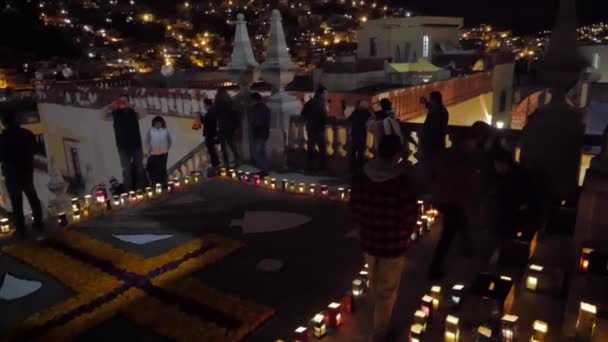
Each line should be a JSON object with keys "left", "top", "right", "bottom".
{"left": 166, "top": 142, "right": 210, "bottom": 180}
{"left": 287, "top": 116, "right": 603, "bottom": 176}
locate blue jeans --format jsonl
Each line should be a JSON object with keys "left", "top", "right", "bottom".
{"left": 253, "top": 139, "right": 269, "bottom": 173}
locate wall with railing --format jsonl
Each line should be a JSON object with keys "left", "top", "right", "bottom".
{"left": 286, "top": 116, "right": 604, "bottom": 180}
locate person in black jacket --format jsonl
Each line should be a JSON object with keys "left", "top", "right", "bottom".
{"left": 301, "top": 86, "right": 328, "bottom": 171}
{"left": 201, "top": 98, "right": 220, "bottom": 168}
{"left": 250, "top": 93, "right": 271, "bottom": 176}
{"left": 0, "top": 111, "right": 43, "bottom": 237}
{"left": 215, "top": 89, "right": 240, "bottom": 168}
{"left": 103, "top": 95, "right": 146, "bottom": 190}
{"left": 348, "top": 100, "right": 372, "bottom": 173}
{"left": 420, "top": 91, "right": 449, "bottom": 162}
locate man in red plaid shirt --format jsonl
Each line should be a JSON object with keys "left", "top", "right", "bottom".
{"left": 350, "top": 134, "right": 418, "bottom": 342}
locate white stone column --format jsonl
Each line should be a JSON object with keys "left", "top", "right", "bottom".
{"left": 260, "top": 9, "right": 302, "bottom": 169}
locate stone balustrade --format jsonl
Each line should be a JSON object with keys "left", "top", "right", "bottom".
{"left": 167, "top": 142, "right": 210, "bottom": 180}
{"left": 286, "top": 116, "right": 604, "bottom": 176}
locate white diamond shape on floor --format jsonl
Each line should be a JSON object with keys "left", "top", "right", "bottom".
{"left": 231, "top": 211, "right": 312, "bottom": 234}
{"left": 113, "top": 234, "right": 174, "bottom": 245}
{"left": 0, "top": 273, "right": 42, "bottom": 300}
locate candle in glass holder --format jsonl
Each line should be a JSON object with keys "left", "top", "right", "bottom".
{"left": 220, "top": 167, "right": 227, "bottom": 177}
{"left": 146, "top": 187, "right": 154, "bottom": 198}
{"left": 579, "top": 247, "right": 593, "bottom": 273}
{"left": 71, "top": 198, "right": 81, "bottom": 212}
{"left": 327, "top": 302, "right": 342, "bottom": 328}
{"left": 184, "top": 175, "right": 191, "bottom": 185}
{"left": 237, "top": 170, "right": 244, "bottom": 181}
{"left": 113, "top": 195, "right": 121, "bottom": 207}
{"left": 136, "top": 190, "right": 144, "bottom": 201}
{"left": 421, "top": 215, "right": 429, "bottom": 231}
{"left": 155, "top": 183, "right": 163, "bottom": 195}
{"left": 57, "top": 212, "right": 68, "bottom": 226}
{"left": 120, "top": 193, "right": 129, "bottom": 205}
{"left": 431, "top": 285, "right": 441, "bottom": 310}
{"left": 338, "top": 187, "right": 346, "bottom": 200}
{"left": 575, "top": 302, "right": 597, "bottom": 341}
{"left": 421, "top": 295, "right": 434, "bottom": 321}
{"left": 229, "top": 169, "right": 236, "bottom": 179}
{"left": 194, "top": 171, "right": 202, "bottom": 183}
{"left": 450, "top": 284, "right": 465, "bottom": 307}
{"left": 0, "top": 218, "right": 11, "bottom": 234}
{"left": 167, "top": 181, "right": 174, "bottom": 192}
{"left": 254, "top": 174, "right": 261, "bottom": 186}
{"left": 416, "top": 220, "right": 424, "bottom": 237}
{"left": 129, "top": 191, "right": 137, "bottom": 203}
{"left": 298, "top": 182, "right": 306, "bottom": 193}
{"left": 526, "top": 264, "right": 543, "bottom": 291}
{"left": 445, "top": 315, "right": 460, "bottom": 342}
{"left": 270, "top": 178, "right": 277, "bottom": 190}
{"left": 410, "top": 324, "right": 423, "bottom": 342}
{"left": 244, "top": 172, "right": 251, "bottom": 183}
{"left": 531, "top": 321, "right": 548, "bottom": 342}
{"left": 352, "top": 279, "right": 363, "bottom": 296}
{"left": 310, "top": 313, "right": 327, "bottom": 338}
{"left": 84, "top": 195, "right": 93, "bottom": 208}
{"left": 294, "top": 326, "right": 308, "bottom": 342}
{"left": 282, "top": 179, "right": 288, "bottom": 191}
{"left": 501, "top": 314, "right": 518, "bottom": 342}
{"left": 309, "top": 183, "right": 316, "bottom": 195}
{"left": 321, "top": 184, "right": 329, "bottom": 197}
{"left": 263, "top": 176, "right": 270, "bottom": 187}
{"left": 413, "top": 310, "right": 427, "bottom": 332}
{"left": 173, "top": 178, "right": 181, "bottom": 188}
{"left": 290, "top": 181, "right": 296, "bottom": 192}
{"left": 342, "top": 291, "right": 354, "bottom": 313}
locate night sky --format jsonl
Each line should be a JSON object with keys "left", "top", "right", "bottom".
{"left": 406, "top": 0, "right": 608, "bottom": 34}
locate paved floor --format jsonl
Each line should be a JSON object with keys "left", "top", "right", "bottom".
{"left": 0, "top": 178, "right": 605, "bottom": 341}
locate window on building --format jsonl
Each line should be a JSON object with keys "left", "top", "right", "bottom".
{"left": 404, "top": 42, "right": 411, "bottom": 62}
{"left": 370, "top": 37, "right": 377, "bottom": 57}
{"left": 499, "top": 90, "right": 507, "bottom": 113}
{"left": 422, "top": 35, "right": 430, "bottom": 58}
{"left": 592, "top": 53, "right": 600, "bottom": 69}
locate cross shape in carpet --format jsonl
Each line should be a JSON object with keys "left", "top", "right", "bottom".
{"left": 1, "top": 230, "right": 273, "bottom": 341}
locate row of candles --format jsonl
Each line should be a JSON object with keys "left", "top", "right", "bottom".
{"left": 0, "top": 171, "right": 207, "bottom": 232}
{"left": 285, "top": 202, "right": 439, "bottom": 341}
{"left": 57, "top": 172, "right": 204, "bottom": 227}
{"left": 218, "top": 168, "right": 351, "bottom": 201}
{"left": 411, "top": 284, "right": 596, "bottom": 341}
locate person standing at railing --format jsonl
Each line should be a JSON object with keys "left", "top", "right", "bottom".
{"left": 348, "top": 100, "right": 372, "bottom": 174}
{"left": 419, "top": 91, "right": 449, "bottom": 162}
{"left": 0, "top": 111, "right": 44, "bottom": 238}
{"left": 301, "top": 86, "right": 328, "bottom": 172}
{"left": 367, "top": 98, "right": 409, "bottom": 159}
{"left": 215, "top": 89, "right": 241, "bottom": 168}
{"left": 103, "top": 95, "right": 146, "bottom": 191}
{"left": 145, "top": 116, "right": 172, "bottom": 185}
{"left": 350, "top": 134, "right": 418, "bottom": 342}
{"left": 250, "top": 93, "right": 271, "bottom": 177}
{"left": 200, "top": 98, "right": 220, "bottom": 168}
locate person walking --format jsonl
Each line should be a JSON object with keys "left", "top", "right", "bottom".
{"left": 145, "top": 116, "right": 172, "bottom": 185}
{"left": 348, "top": 100, "right": 372, "bottom": 174}
{"left": 250, "top": 93, "right": 271, "bottom": 176}
{"left": 350, "top": 134, "right": 418, "bottom": 342}
{"left": 427, "top": 131, "right": 478, "bottom": 280}
{"left": 301, "top": 86, "right": 328, "bottom": 171}
{"left": 419, "top": 91, "right": 449, "bottom": 162}
{"left": 215, "top": 89, "right": 240, "bottom": 168}
{"left": 0, "top": 111, "right": 43, "bottom": 238}
{"left": 103, "top": 95, "right": 146, "bottom": 190}
{"left": 201, "top": 98, "right": 220, "bottom": 168}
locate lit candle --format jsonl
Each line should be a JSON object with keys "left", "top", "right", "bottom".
{"left": 413, "top": 310, "right": 427, "bottom": 332}
{"left": 229, "top": 169, "right": 236, "bottom": 179}
{"left": 327, "top": 302, "right": 342, "bottom": 328}
{"left": 113, "top": 195, "right": 121, "bottom": 207}
{"left": 425, "top": 213, "right": 433, "bottom": 230}
{"left": 352, "top": 279, "right": 363, "bottom": 296}
{"left": 0, "top": 218, "right": 11, "bottom": 234}
{"left": 531, "top": 320, "right": 548, "bottom": 342}
{"left": 421, "top": 295, "right": 434, "bottom": 321}
{"left": 73, "top": 209, "right": 82, "bottom": 222}
{"left": 57, "top": 212, "right": 68, "bottom": 226}
{"left": 450, "top": 284, "right": 465, "bottom": 307}
{"left": 244, "top": 172, "right": 251, "bottom": 183}
{"left": 254, "top": 175, "right": 262, "bottom": 187}
{"left": 263, "top": 176, "right": 270, "bottom": 187}
{"left": 120, "top": 193, "right": 129, "bottom": 205}
{"left": 237, "top": 170, "right": 244, "bottom": 181}
{"left": 84, "top": 194, "right": 93, "bottom": 208}
{"left": 579, "top": 247, "right": 593, "bottom": 273}
{"left": 416, "top": 221, "right": 424, "bottom": 236}
{"left": 417, "top": 200, "right": 424, "bottom": 215}
{"left": 129, "top": 191, "right": 137, "bottom": 203}
{"left": 526, "top": 264, "right": 543, "bottom": 291}
{"left": 294, "top": 326, "right": 308, "bottom": 342}
{"left": 501, "top": 314, "right": 518, "bottom": 342}
{"left": 410, "top": 324, "right": 423, "bottom": 342}
{"left": 173, "top": 178, "right": 181, "bottom": 188}
{"left": 146, "top": 187, "right": 154, "bottom": 198}
{"left": 220, "top": 167, "right": 227, "bottom": 177}
{"left": 71, "top": 198, "right": 81, "bottom": 212}
{"left": 83, "top": 207, "right": 90, "bottom": 217}
{"left": 167, "top": 181, "right": 174, "bottom": 192}
{"left": 290, "top": 181, "right": 296, "bottom": 192}
{"left": 575, "top": 302, "right": 597, "bottom": 340}
{"left": 298, "top": 182, "right": 306, "bottom": 193}
{"left": 410, "top": 230, "right": 418, "bottom": 242}
{"left": 194, "top": 171, "right": 202, "bottom": 183}
{"left": 184, "top": 175, "right": 191, "bottom": 185}
{"left": 310, "top": 313, "right": 327, "bottom": 338}
{"left": 431, "top": 285, "right": 441, "bottom": 310}
{"left": 445, "top": 315, "right": 460, "bottom": 342}
{"left": 476, "top": 326, "right": 493, "bottom": 341}
{"left": 282, "top": 179, "right": 288, "bottom": 191}
{"left": 321, "top": 184, "right": 328, "bottom": 197}
{"left": 136, "top": 190, "right": 144, "bottom": 201}
{"left": 358, "top": 270, "right": 369, "bottom": 288}
{"left": 309, "top": 183, "right": 316, "bottom": 195}
{"left": 270, "top": 178, "right": 277, "bottom": 190}
{"left": 155, "top": 183, "right": 163, "bottom": 195}
{"left": 338, "top": 187, "right": 346, "bottom": 200}
{"left": 421, "top": 215, "right": 429, "bottom": 231}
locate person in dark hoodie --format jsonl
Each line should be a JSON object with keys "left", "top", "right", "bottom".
{"left": 301, "top": 86, "right": 328, "bottom": 171}
{"left": 201, "top": 98, "right": 220, "bottom": 168}
{"left": 215, "top": 89, "right": 241, "bottom": 168}
{"left": 0, "top": 111, "right": 44, "bottom": 237}
{"left": 420, "top": 91, "right": 449, "bottom": 162}
{"left": 350, "top": 134, "right": 418, "bottom": 342}
{"left": 250, "top": 92, "right": 271, "bottom": 176}
{"left": 348, "top": 100, "right": 372, "bottom": 173}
